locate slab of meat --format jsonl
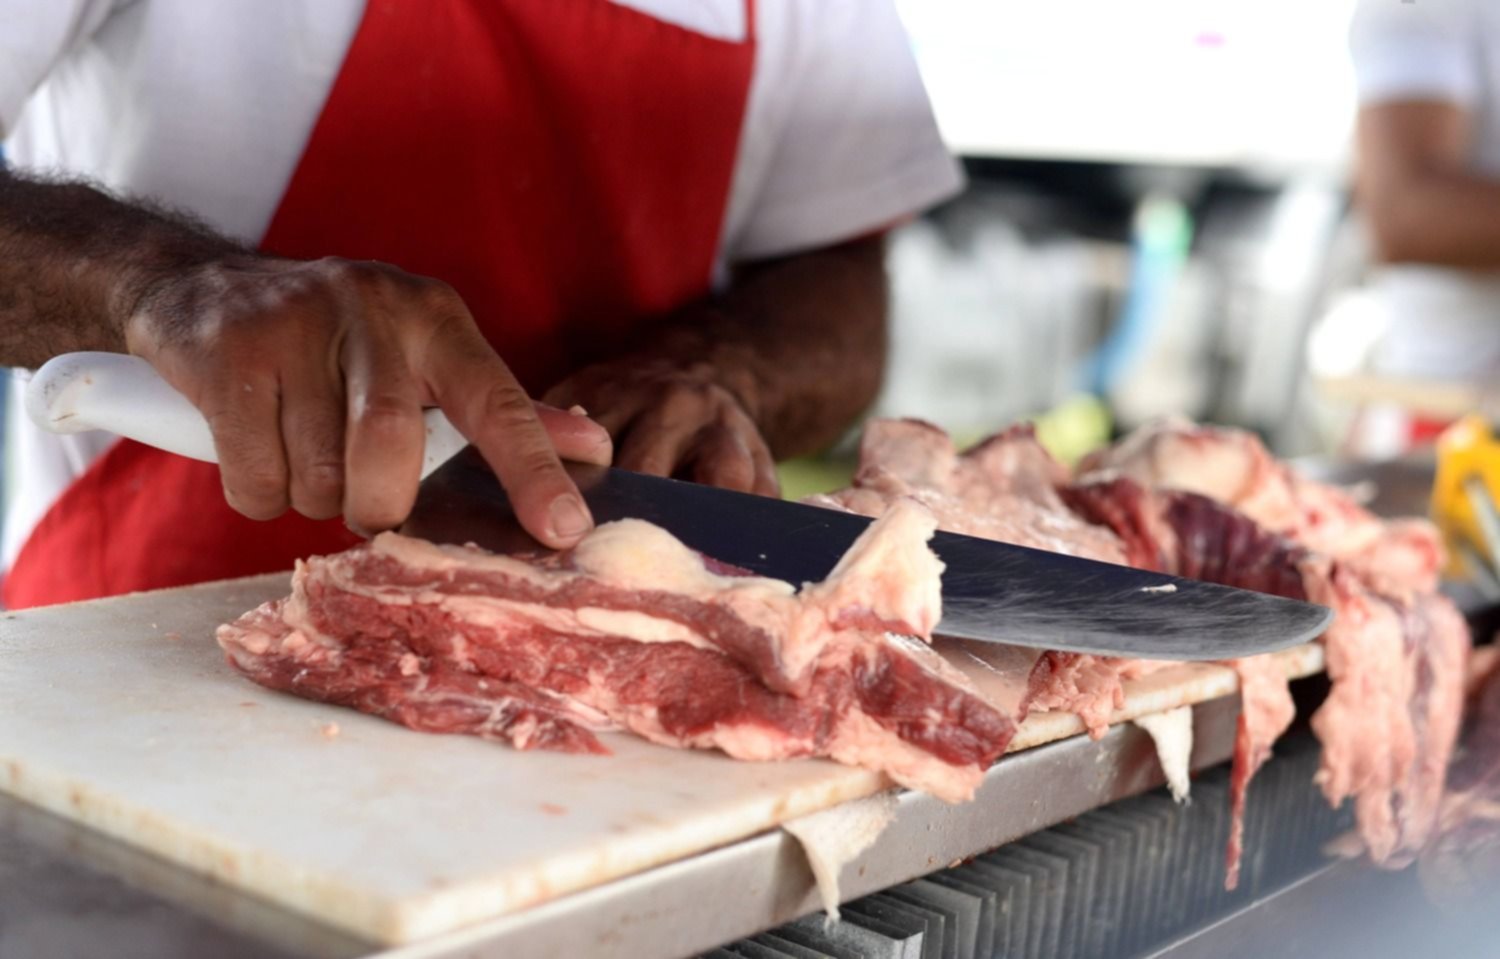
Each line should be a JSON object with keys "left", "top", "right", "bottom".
{"left": 1076, "top": 420, "right": 1469, "bottom": 874}
{"left": 815, "top": 415, "right": 1469, "bottom": 886}
{"left": 218, "top": 500, "right": 1015, "bottom": 803}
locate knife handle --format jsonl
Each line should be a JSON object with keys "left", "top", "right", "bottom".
{"left": 24, "top": 352, "right": 467, "bottom": 480}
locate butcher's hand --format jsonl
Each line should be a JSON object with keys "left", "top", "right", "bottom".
{"left": 126, "top": 255, "right": 612, "bottom": 548}
{"left": 544, "top": 358, "right": 780, "bottom": 497}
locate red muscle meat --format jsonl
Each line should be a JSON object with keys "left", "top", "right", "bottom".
{"left": 218, "top": 499, "right": 1015, "bottom": 802}
{"left": 1079, "top": 416, "right": 1444, "bottom": 595}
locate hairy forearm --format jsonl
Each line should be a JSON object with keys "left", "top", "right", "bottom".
{"left": 1356, "top": 103, "right": 1500, "bottom": 270}
{"left": 632, "top": 236, "right": 889, "bottom": 459}
{"left": 0, "top": 168, "right": 242, "bottom": 368}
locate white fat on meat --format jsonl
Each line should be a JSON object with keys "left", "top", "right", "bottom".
{"left": 568, "top": 520, "right": 789, "bottom": 596}
{"left": 807, "top": 419, "right": 1128, "bottom": 565}
{"left": 299, "top": 523, "right": 807, "bottom": 686}
{"left": 383, "top": 521, "right": 797, "bottom": 642}
{"left": 1133, "top": 706, "right": 1193, "bottom": 803}
{"left": 1079, "top": 416, "right": 1301, "bottom": 529}
{"left": 795, "top": 499, "right": 943, "bottom": 649}
{"left": 783, "top": 792, "right": 900, "bottom": 922}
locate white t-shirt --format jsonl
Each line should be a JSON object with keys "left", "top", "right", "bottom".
{"left": 1350, "top": 0, "right": 1500, "bottom": 381}
{"left": 0, "top": 0, "right": 963, "bottom": 571}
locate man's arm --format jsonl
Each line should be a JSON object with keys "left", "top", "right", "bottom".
{"left": 0, "top": 171, "right": 234, "bottom": 364}
{"left": 545, "top": 234, "right": 889, "bottom": 496}
{"left": 0, "top": 168, "right": 609, "bottom": 545}
{"left": 1356, "top": 100, "right": 1500, "bottom": 268}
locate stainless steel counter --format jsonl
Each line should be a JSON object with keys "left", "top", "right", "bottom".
{"left": 1147, "top": 859, "right": 1500, "bottom": 957}
{"left": 0, "top": 788, "right": 366, "bottom": 959}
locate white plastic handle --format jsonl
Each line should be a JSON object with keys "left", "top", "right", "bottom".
{"left": 24, "top": 352, "right": 468, "bottom": 480}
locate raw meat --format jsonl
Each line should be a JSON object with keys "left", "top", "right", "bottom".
{"left": 1309, "top": 574, "right": 1469, "bottom": 864}
{"left": 1060, "top": 478, "right": 1313, "bottom": 888}
{"left": 807, "top": 420, "right": 1128, "bottom": 564}
{"left": 806, "top": 421, "right": 1139, "bottom": 741}
{"left": 1075, "top": 420, "right": 1468, "bottom": 872}
{"left": 1079, "top": 416, "right": 1444, "bottom": 596}
{"left": 218, "top": 500, "right": 1015, "bottom": 803}
{"left": 1225, "top": 654, "right": 1297, "bottom": 890}
{"left": 1023, "top": 651, "right": 1129, "bottom": 737}
{"left": 1419, "top": 652, "right": 1500, "bottom": 909}
{"left": 815, "top": 416, "right": 1469, "bottom": 885}
{"left": 1133, "top": 705, "right": 1194, "bottom": 802}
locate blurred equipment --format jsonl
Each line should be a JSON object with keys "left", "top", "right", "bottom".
{"left": 879, "top": 165, "right": 1351, "bottom": 455}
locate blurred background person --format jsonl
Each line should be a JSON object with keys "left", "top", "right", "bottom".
{"left": 1344, "top": 0, "right": 1500, "bottom": 452}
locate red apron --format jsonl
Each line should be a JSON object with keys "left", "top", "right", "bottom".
{"left": 5, "top": 0, "right": 755, "bottom": 608}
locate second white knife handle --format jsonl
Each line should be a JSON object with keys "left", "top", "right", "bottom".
{"left": 24, "top": 352, "right": 468, "bottom": 480}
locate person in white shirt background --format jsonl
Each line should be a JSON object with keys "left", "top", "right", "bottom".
{"left": 1349, "top": 0, "right": 1500, "bottom": 445}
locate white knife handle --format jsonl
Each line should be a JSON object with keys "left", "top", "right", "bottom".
{"left": 24, "top": 352, "right": 468, "bottom": 480}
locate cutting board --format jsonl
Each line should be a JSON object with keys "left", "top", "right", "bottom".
{"left": 0, "top": 577, "right": 1322, "bottom": 945}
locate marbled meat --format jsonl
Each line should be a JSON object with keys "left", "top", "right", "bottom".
{"left": 217, "top": 499, "right": 1015, "bottom": 802}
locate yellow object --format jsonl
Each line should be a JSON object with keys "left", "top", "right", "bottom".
{"left": 951, "top": 395, "right": 1114, "bottom": 467}
{"left": 776, "top": 456, "right": 855, "bottom": 502}
{"left": 1431, "top": 414, "right": 1500, "bottom": 578}
{"left": 1032, "top": 394, "right": 1113, "bottom": 467}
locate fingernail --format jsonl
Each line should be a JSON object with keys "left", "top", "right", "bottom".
{"left": 548, "top": 496, "right": 592, "bottom": 542}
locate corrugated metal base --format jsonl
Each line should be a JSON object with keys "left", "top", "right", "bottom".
{"left": 708, "top": 731, "right": 1351, "bottom": 958}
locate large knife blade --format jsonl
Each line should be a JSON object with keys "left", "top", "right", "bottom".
{"left": 404, "top": 448, "right": 1334, "bottom": 661}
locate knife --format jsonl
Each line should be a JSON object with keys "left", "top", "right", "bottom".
{"left": 27, "top": 352, "right": 1334, "bottom": 660}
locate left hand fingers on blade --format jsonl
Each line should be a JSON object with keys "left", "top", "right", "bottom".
{"left": 281, "top": 353, "right": 347, "bottom": 520}
{"left": 425, "top": 322, "right": 592, "bottom": 549}
{"left": 531, "top": 403, "right": 613, "bottom": 466}
{"left": 541, "top": 376, "right": 637, "bottom": 439}
{"left": 750, "top": 436, "right": 781, "bottom": 498}
{"left": 712, "top": 403, "right": 779, "bottom": 497}
{"left": 690, "top": 422, "right": 758, "bottom": 493}
{"left": 343, "top": 327, "right": 427, "bottom": 533}
{"left": 615, "top": 404, "right": 699, "bottom": 478}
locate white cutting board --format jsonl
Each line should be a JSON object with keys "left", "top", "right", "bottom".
{"left": 0, "top": 577, "right": 1323, "bottom": 946}
{"left": 0, "top": 576, "right": 897, "bottom": 944}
